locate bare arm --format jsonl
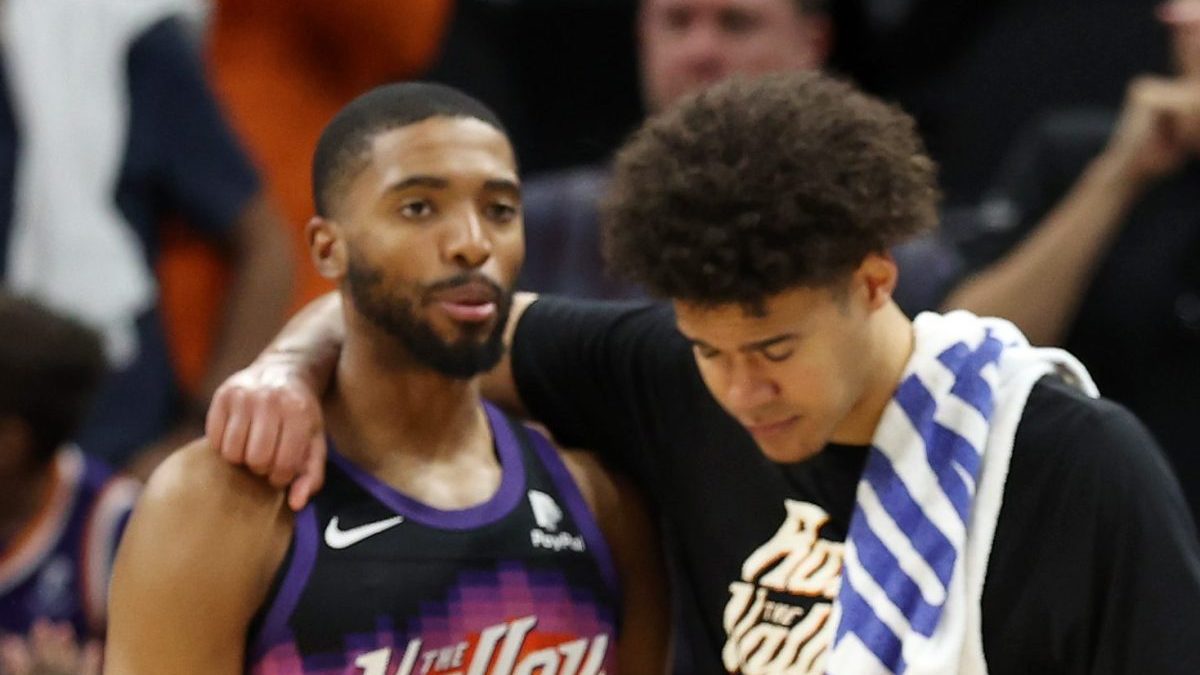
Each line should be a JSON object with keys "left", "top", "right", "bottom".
{"left": 562, "top": 450, "right": 672, "bottom": 674}
{"left": 943, "top": 77, "right": 1200, "bottom": 345}
{"left": 104, "top": 442, "right": 291, "bottom": 675}
{"left": 205, "top": 291, "right": 538, "bottom": 509}
{"left": 941, "top": 157, "right": 1143, "bottom": 345}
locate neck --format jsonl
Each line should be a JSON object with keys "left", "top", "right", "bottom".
{"left": 325, "top": 310, "right": 492, "bottom": 472}
{"left": 830, "top": 302, "right": 914, "bottom": 446}
{"left": 0, "top": 459, "right": 55, "bottom": 545}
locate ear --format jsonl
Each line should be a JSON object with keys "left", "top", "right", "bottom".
{"left": 306, "top": 216, "right": 348, "bottom": 281}
{"left": 854, "top": 251, "right": 899, "bottom": 312}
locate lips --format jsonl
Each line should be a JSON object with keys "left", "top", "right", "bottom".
{"left": 429, "top": 280, "right": 500, "bottom": 323}
{"left": 744, "top": 416, "right": 800, "bottom": 439}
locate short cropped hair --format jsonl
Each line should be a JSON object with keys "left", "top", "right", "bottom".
{"left": 0, "top": 294, "right": 105, "bottom": 464}
{"left": 312, "top": 82, "right": 507, "bottom": 217}
{"left": 601, "top": 71, "right": 939, "bottom": 307}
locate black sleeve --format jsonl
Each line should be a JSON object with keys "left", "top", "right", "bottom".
{"left": 1079, "top": 407, "right": 1200, "bottom": 673}
{"left": 509, "top": 296, "right": 694, "bottom": 480}
{"left": 985, "top": 379, "right": 1200, "bottom": 674}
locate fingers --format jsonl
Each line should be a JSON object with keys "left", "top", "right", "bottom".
{"left": 219, "top": 388, "right": 253, "bottom": 466}
{"left": 268, "top": 392, "right": 320, "bottom": 489}
{"left": 244, "top": 401, "right": 283, "bottom": 476}
{"left": 206, "top": 360, "right": 330, "bottom": 506}
{"left": 0, "top": 621, "right": 91, "bottom": 675}
{"left": 0, "top": 635, "right": 32, "bottom": 675}
{"left": 287, "top": 435, "right": 328, "bottom": 512}
{"left": 31, "top": 620, "right": 78, "bottom": 672}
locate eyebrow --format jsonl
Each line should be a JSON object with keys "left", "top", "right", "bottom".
{"left": 483, "top": 178, "right": 521, "bottom": 193}
{"left": 381, "top": 176, "right": 521, "bottom": 195}
{"left": 684, "top": 333, "right": 799, "bottom": 354}
{"left": 383, "top": 176, "right": 449, "bottom": 192}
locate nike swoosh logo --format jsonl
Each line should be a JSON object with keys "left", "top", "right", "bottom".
{"left": 324, "top": 515, "right": 404, "bottom": 549}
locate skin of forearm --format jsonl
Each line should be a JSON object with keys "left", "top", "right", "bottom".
{"left": 198, "top": 198, "right": 296, "bottom": 403}
{"left": 942, "top": 156, "right": 1146, "bottom": 345}
{"left": 257, "top": 291, "right": 345, "bottom": 395}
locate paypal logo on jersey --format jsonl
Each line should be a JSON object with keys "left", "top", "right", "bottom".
{"left": 527, "top": 490, "right": 585, "bottom": 552}
{"left": 527, "top": 490, "right": 562, "bottom": 531}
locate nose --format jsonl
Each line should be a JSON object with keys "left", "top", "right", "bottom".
{"left": 677, "top": 22, "right": 728, "bottom": 79}
{"left": 444, "top": 207, "right": 492, "bottom": 269}
{"left": 725, "top": 360, "right": 778, "bottom": 412}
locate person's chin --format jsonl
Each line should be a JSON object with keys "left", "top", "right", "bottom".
{"left": 745, "top": 418, "right": 822, "bottom": 464}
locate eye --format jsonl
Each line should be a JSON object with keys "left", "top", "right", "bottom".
{"left": 484, "top": 201, "right": 520, "bottom": 223}
{"left": 719, "top": 10, "right": 759, "bottom": 34}
{"left": 662, "top": 7, "right": 692, "bottom": 32}
{"left": 760, "top": 343, "right": 795, "bottom": 363}
{"left": 693, "top": 344, "right": 721, "bottom": 360}
{"left": 399, "top": 199, "right": 434, "bottom": 220}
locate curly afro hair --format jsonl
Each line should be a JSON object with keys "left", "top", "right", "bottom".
{"left": 601, "top": 71, "right": 940, "bottom": 308}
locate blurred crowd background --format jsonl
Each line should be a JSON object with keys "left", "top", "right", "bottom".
{"left": 1, "top": 0, "right": 1197, "bottom": 663}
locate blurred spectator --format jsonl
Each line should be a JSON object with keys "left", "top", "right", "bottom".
{"left": 424, "top": 0, "right": 644, "bottom": 174}
{"left": 518, "top": 0, "right": 832, "bottom": 300}
{"left": 0, "top": 293, "right": 136, "bottom": 670}
{"left": 831, "top": 0, "right": 1166, "bottom": 205}
{"left": 943, "top": 0, "right": 1200, "bottom": 527}
{"left": 205, "top": 0, "right": 454, "bottom": 307}
{"left": 0, "top": 0, "right": 293, "bottom": 471}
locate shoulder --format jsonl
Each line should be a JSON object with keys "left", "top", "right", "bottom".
{"left": 557, "top": 446, "right": 657, "bottom": 547}
{"left": 1010, "top": 376, "right": 1188, "bottom": 516}
{"left": 112, "top": 439, "right": 292, "bottom": 613}
{"left": 129, "top": 440, "right": 290, "bottom": 564}
{"left": 105, "top": 443, "right": 292, "bottom": 669}
{"left": 142, "top": 439, "right": 282, "bottom": 513}
{"left": 1017, "top": 376, "right": 1156, "bottom": 457}
{"left": 558, "top": 449, "right": 624, "bottom": 524}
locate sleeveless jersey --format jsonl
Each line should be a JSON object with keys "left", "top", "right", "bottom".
{"left": 0, "top": 446, "right": 138, "bottom": 639}
{"left": 247, "top": 403, "right": 620, "bottom": 675}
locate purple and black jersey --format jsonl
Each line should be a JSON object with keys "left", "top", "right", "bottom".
{"left": 0, "top": 446, "right": 138, "bottom": 639}
{"left": 247, "top": 403, "right": 620, "bottom": 675}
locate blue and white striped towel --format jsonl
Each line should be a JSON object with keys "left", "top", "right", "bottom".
{"left": 826, "top": 311, "right": 1097, "bottom": 675}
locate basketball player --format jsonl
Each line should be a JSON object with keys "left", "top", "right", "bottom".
{"left": 208, "top": 73, "right": 1200, "bottom": 673}
{"left": 0, "top": 293, "right": 134, "bottom": 674}
{"left": 104, "top": 84, "right": 667, "bottom": 674}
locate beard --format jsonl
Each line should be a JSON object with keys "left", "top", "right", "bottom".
{"left": 346, "top": 256, "right": 513, "bottom": 380}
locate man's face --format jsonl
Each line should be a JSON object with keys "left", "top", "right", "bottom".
{"left": 327, "top": 117, "right": 524, "bottom": 378}
{"left": 1162, "top": 0, "right": 1200, "bottom": 80}
{"left": 674, "top": 283, "right": 878, "bottom": 463}
{"left": 638, "top": 0, "right": 824, "bottom": 112}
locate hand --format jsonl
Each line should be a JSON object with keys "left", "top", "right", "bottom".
{"left": 0, "top": 621, "right": 102, "bottom": 675}
{"left": 206, "top": 353, "right": 327, "bottom": 511}
{"left": 1102, "top": 76, "right": 1200, "bottom": 184}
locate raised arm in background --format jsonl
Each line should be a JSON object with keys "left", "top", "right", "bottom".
{"left": 942, "top": 77, "right": 1200, "bottom": 344}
